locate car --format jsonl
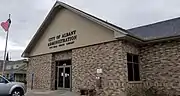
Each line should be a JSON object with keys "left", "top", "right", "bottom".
{"left": 0, "top": 75, "right": 26, "bottom": 96}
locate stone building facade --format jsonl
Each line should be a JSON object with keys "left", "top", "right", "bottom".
{"left": 71, "top": 40, "right": 139, "bottom": 96}
{"left": 140, "top": 40, "right": 180, "bottom": 94}
{"left": 27, "top": 54, "right": 52, "bottom": 89}
{"left": 22, "top": 1, "right": 180, "bottom": 96}
{"left": 0, "top": 59, "right": 27, "bottom": 82}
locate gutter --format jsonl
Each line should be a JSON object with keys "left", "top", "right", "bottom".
{"left": 143, "top": 35, "right": 180, "bottom": 43}
{"left": 123, "top": 33, "right": 180, "bottom": 44}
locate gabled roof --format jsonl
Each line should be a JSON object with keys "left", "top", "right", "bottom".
{"left": 21, "top": 1, "right": 128, "bottom": 57}
{"left": 22, "top": 1, "right": 180, "bottom": 57}
{"left": 128, "top": 17, "right": 180, "bottom": 40}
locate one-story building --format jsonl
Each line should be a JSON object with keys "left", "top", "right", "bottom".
{"left": 22, "top": 1, "right": 180, "bottom": 96}
{"left": 0, "top": 59, "right": 27, "bottom": 82}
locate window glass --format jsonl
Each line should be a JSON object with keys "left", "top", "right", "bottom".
{"left": 127, "top": 63, "right": 133, "bottom": 81}
{"left": 134, "top": 64, "right": 140, "bottom": 81}
{"left": 133, "top": 55, "right": 139, "bottom": 63}
{"left": 127, "top": 54, "right": 133, "bottom": 62}
{"left": 0, "top": 77, "right": 7, "bottom": 83}
{"left": 127, "top": 53, "right": 140, "bottom": 81}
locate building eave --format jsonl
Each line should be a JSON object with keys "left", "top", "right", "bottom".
{"left": 120, "top": 34, "right": 180, "bottom": 44}
{"left": 144, "top": 35, "right": 180, "bottom": 44}
{"left": 22, "top": 3, "right": 60, "bottom": 57}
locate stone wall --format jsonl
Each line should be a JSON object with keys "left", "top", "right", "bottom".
{"left": 26, "top": 39, "right": 180, "bottom": 95}
{"left": 27, "top": 54, "right": 52, "bottom": 90}
{"left": 53, "top": 51, "right": 72, "bottom": 61}
{"left": 72, "top": 40, "right": 140, "bottom": 96}
{"left": 140, "top": 40, "right": 180, "bottom": 95}
{"left": 121, "top": 41, "right": 142, "bottom": 88}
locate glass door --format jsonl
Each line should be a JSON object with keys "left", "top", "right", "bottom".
{"left": 57, "top": 66, "right": 71, "bottom": 90}
{"left": 65, "top": 67, "right": 71, "bottom": 88}
{"left": 57, "top": 67, "right": 64, "bottom": 89}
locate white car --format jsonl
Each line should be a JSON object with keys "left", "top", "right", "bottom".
{"left": 0, "top": 75, "right": 26, "bottom": 96}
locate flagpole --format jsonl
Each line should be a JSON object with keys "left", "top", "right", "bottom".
{"left": 2, "top": 14, "right": 10, "bottom": 76}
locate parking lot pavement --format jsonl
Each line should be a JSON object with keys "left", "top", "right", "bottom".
{"left": 25, "top": 89, "right": 80, "bottom": 96}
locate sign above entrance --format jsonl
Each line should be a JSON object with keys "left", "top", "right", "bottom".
{"left": 48, "top": 30, "right": 77, "bottom": 49}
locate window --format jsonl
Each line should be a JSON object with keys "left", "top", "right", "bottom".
{"left": 0, "top": 76, "right": 8, "bottom": 83}
{"left": 127, "top": 53, "right": 140, "bottom": 81}
{"left": 6, "top": 65, "right": 11, "bottom": 70}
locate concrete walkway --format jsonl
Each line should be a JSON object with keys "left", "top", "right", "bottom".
{"left": 25, "top": 89, "right": 80, "bottom": 96}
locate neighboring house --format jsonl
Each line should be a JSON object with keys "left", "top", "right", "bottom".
{"left": 22, "top": 1, "right": 180, "bottom": 96}
{"left": 0, "top": 59, "right": 27, "bottom": 82}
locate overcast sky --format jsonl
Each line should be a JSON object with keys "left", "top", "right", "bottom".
{"left": 0, "top": 0, "right": 180, "bottom": 60}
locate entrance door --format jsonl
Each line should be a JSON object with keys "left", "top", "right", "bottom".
{"left": 57, "top": 67, "right": 64, "bottom": 88}
{"left": 57, "top": 66, "right": 71, "bottom": 90}
{"left": 64, "top": 67, "right": 71, "bottom": 88}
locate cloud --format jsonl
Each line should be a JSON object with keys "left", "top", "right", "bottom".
{"left": 0, "top": 36, "right": 25, "bottom": 51}
{"left": 0, "top": 0, "right": 180, "bottom": 60}
{"left": 0, "top": 50, "right": 23, "bottom": 61}
{"left": 0, "top": 0, "right": 54, "bottom": 46}
{"left": 61, "top": 0, "right": 180, "bottom": 28}
{"left": 0, "top": 36, "right": 25, "bottom": 60}
{"left": 0, "top": 0, "right": 55, "bottom": 60}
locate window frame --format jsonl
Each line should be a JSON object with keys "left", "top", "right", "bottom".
{"left": 127, "top": 53, "right": 140, "bottom": 81}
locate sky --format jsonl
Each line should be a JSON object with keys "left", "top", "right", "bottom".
{"left": 0, "top": 0, "right": 180, "bottom": 60}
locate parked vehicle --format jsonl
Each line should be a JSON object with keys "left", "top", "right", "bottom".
{"left": 0, "top": 75, "right": 26, "bottom": 96}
